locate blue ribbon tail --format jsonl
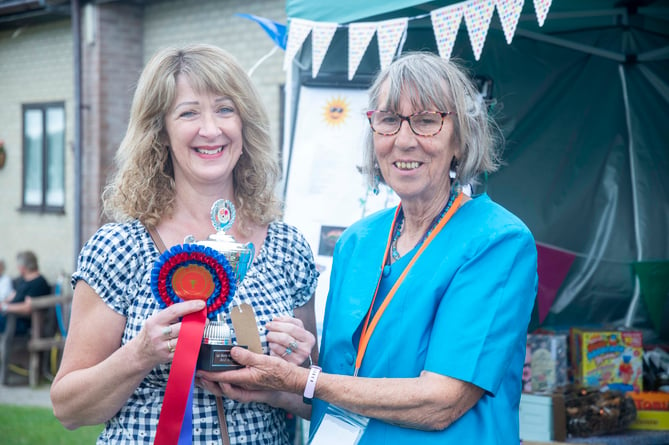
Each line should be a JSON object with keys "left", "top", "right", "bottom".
{"left": 177, "top": 378, "right": 195, "bottom": 445}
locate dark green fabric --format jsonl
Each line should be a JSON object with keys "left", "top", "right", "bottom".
{"left": 284, "top": 0, "right": 669, "bottom": 334}
{"left": 633, "top": 261, "right": 669, "bottom": 336}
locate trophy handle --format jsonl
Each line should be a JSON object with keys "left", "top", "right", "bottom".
{"left": 237, "top": 242, "right": 255, "bottom": 283}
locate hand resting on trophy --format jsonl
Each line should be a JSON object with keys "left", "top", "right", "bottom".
{"left": 265, "top": 315, "right": 315, "bottom": 367}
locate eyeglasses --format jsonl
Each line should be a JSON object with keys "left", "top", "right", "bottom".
{"left": 366, "top": 110, "right": 455, "bottom": 137}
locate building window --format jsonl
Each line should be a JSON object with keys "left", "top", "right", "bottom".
{"left": 22, "top": 103, "right": 65, "bottom": 212}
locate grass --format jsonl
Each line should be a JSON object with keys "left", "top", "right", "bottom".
{"left": 0, "top": 405, "right": 104, "bottom": 445}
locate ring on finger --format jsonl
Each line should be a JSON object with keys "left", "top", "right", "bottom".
{"left": 288, "top": 340, "right": 299, "bottom": 351}
{"left": 167, "top": 338, "right": 175, "bottom": 353}
{"left": 162, "top": 325, "right": 172, "bottom": 337}
{"left": 281, "top": 347, "right": 292, "bottom": 357}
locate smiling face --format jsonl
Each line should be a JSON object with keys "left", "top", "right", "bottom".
{"left": 164, "top": 75, "right": 243, "bottom": 190}
{"left": 373, "top": 80, "right": 460, "bottom": 207}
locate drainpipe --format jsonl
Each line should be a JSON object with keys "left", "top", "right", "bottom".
{"left": 72, "top": 0, "right": 82, "bottom": 270}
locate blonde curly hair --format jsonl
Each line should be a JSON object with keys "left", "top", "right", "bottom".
{"left": 102, "top": 44, "right": 282, "bottom": 230}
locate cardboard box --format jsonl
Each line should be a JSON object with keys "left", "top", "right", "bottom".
{"left": 525, "top": 334, "right": 568, "bottom": 394}
{"left": 627, "top": 391, "right": 669, "bottom": 431}
{"left": 569, "top": 328, "right": 643, "bottom": 392}
{"left": 519, "top": 393, "right": 566, "bottom": 442}
{"left": 628, "top": 411, "right": 669, "bottom": 431}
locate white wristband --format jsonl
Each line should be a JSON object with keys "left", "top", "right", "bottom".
{"left": 302, "top": 365, "right": 322, "bottom": 405}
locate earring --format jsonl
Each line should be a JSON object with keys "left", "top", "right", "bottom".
{"left": 372, "top": 163, "right": 381, "bottom": 195}
{"left": 449, "top": 158, "right": 458, "bottom": 179}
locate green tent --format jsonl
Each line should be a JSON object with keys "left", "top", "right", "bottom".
{"left": 283, "top": 0, "right": 669, "bottom": 338}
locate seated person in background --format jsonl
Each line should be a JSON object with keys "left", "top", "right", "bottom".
{"left": 0, "top": 251, "right": 51, "bottom": 335}
{"left": 0, "top": 259, "right": 13, "bottom": 302}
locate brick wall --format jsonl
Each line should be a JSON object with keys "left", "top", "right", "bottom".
{"left": 0, "top": 21, "right": 75, "bottom": 282}
{"left": 0, "top": 0, "right": 288, "bottom": 282}
{"left": 81, "top": 2, "right": 144, "bottom": 241}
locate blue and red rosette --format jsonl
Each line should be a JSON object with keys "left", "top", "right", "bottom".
{"left": 151, "top": 243, "right": 236, "bottom": 319}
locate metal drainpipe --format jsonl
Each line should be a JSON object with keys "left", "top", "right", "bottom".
{"left": 72, "top": 0, "right": 82, "bottom": 270}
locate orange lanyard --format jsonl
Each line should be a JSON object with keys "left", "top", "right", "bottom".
{"left": 353, "top": 191, "right": 464, "bottom": 377}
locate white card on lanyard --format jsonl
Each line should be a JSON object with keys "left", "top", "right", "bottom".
{"left": 309, "top": 404, "right": 369, "bottom": 445}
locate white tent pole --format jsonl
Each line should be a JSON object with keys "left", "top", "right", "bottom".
{"left": 280, "top": 59, "right": 294, "bottom": 199}
{"left": 620, "top": 64, "right": 644, "bottom": 327}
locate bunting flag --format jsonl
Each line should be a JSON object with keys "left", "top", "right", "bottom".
{"left": 236, "top": 13, "right": 287, "bottom": 50}
{"left": 312, "top": 22, "right": 339, "bottom": 78}
{"left": 533, "top": 0, "right": 553, "bottom": 27}
{"left": 283, "top": 0, "right": 554, "bottom": 78}
{"left": 632, "top": 261, "right": 669, "bottom": 336}
{"left": 536, "top": 242, "right": 576, "bottom": 324}
{"left": 495, "top": 0, "right": 525, "bottom": 44}
{"left": 376, "top": 17, "right": 408, "bottom": 71}
{"left": 431, "top": 3, "right": 464, "bottom": 60}
{"left": 348, "top": 22, "right": 377, "bottom": 80}
{"left": 464, "top": 0, "right": 496, "bottom": 60}
{"left": 284, "top": 18, "right": 313, "bottom": 70}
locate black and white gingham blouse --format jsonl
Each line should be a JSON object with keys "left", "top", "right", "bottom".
{"left": 72, "top": 219, "right": 319, "bottom": 445}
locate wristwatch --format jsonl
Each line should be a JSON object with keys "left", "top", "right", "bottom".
{"left": 302, "top": 365, "right": 322, "bottom": 405}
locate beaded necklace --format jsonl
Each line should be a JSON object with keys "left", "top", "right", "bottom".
{"left": 390, "top": 186, "right": 458, "bottom": 261}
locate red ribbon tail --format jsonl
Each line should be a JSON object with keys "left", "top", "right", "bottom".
{"left": 155, "top": 308, "right": 207, "bottom": 445}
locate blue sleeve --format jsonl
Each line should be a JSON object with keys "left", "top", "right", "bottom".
{"left": 425, "top": 227, "right": 537, "bottom": 395}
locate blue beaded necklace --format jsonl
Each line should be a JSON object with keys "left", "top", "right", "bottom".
{"left": 391, "top": 186, "right": 458, "bottom": 261}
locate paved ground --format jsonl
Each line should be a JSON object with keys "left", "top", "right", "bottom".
{"left": 0, "top": 373, "right": 52, "bottom": 408}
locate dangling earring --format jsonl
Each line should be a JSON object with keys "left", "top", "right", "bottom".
{"left": 449, "top": 158, "right": 458, "bottom": 180}
{"left": 372, "top": 163, "right": 381, "bottom": 195}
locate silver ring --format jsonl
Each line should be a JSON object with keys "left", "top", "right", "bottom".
{"left": 162, "top": 325, "right": 172, "bottom": 337}
{"left": 288, "top": 340, "right": 299, "bottom": 351}
{"left": 167, "top": 338, "right": 175, "bottom": 353}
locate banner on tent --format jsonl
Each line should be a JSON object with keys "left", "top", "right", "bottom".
{"left": 284, "top": 0, "right": 553, "bottom": 78}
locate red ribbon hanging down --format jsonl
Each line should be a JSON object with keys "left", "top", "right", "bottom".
{"left": 151, "top": 245, "right": 235, "bottom": 445}
{"left": 154, "top": 307, "right": 207, "bottom": 445}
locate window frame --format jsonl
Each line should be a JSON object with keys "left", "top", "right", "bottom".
{"left": 21, "top": 101, "right": 66, "bottom": 214}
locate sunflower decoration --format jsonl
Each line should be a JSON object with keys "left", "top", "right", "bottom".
{"left": 322, "top": 96, "right": 350, "bottom": 126}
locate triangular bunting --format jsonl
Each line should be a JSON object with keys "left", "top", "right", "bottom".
{"left": 533, "top": 0, "right": 553, "bottom": 27}
{"left": 311, "top": 22, "right": 338, "bottom": 78}
{"left": 495, "top": 0, "right": 524, "bottom": 44}
{"left": 536, "top": 243, "right": 576, "bottom": 324}
{"left": 430, "top": 3, "right": 464, "bottom": 60}
{"left": 464, "top": 0, "right": 496, "bottom": 60}
{"left": 348, "top": 22, "right": 377, "bottom": 80}
{"left": 376, "top": 17, "right": 408, "bottom": 70}
{"left": 283, "top": 18, "right": 314, "bottom": 70}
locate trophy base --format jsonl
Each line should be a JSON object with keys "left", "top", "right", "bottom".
{"left": 196, "top": 344, "right": 248, "bottom": 371}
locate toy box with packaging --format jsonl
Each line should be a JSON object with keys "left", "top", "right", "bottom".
{"left": 524, "top": 333, "right": 569, "bottom": 394}
{"left": 627, "top": 391, "right": 669, "bottom": 431}
{"left": 569, "top": 328, "right": 643, "bottom": 393}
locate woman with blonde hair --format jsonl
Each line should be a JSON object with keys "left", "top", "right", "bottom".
{"left": 51, "top": 44, "right": 319, "bottom": 444}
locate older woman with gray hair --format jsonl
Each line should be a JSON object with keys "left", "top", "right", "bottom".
{"left": 201, "top": 51, "right": 538, "bottom": 444}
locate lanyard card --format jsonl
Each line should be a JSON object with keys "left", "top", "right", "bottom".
{"left": 309, "top": 404, "right": 369, "bottom": 445}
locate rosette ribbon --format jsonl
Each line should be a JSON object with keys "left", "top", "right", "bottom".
{"left": 151, "top": 243, "right": 236, "bottom": 445}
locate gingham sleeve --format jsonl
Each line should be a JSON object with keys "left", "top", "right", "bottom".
{"left": 273, "top": 222, "right": 319, "bottom": 308}
{"left": 71, "top": 222, "right": 143, "bottom": 316}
